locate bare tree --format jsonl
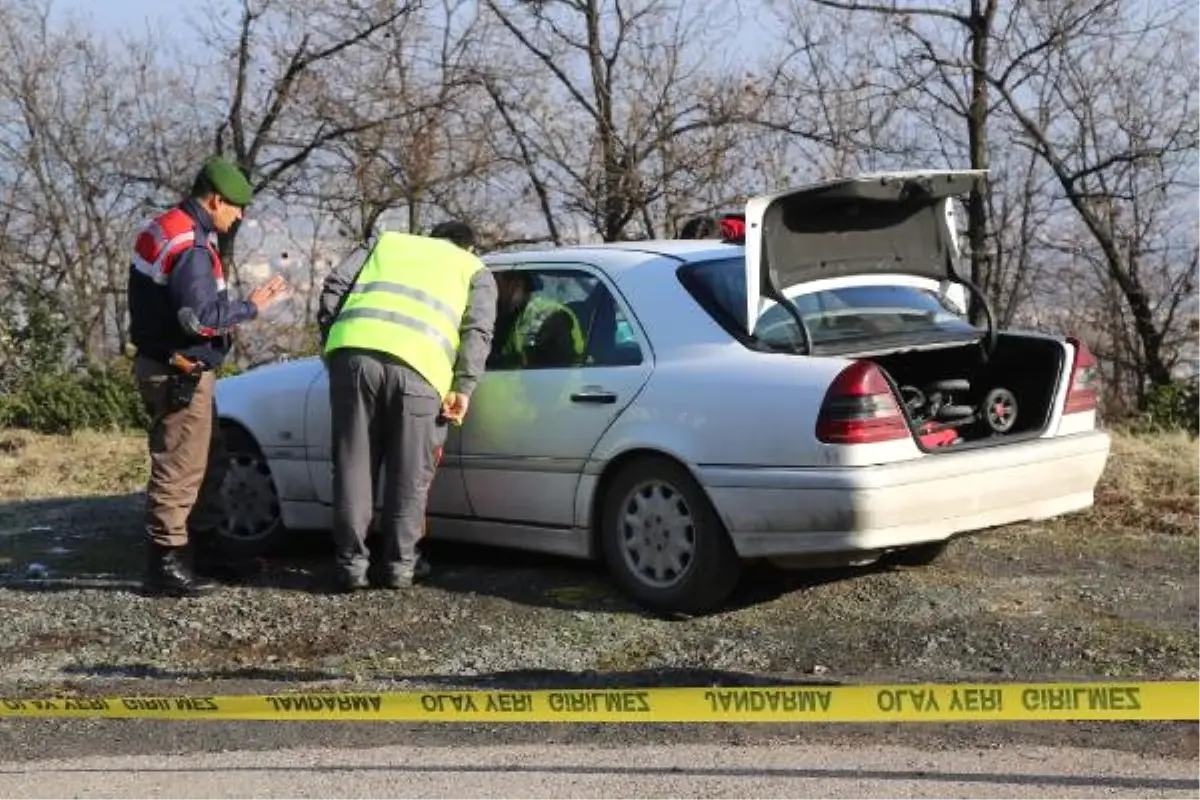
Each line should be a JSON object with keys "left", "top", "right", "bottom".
{"left": 762, "top": 7, "right": 920, "bottom": 178}
{"left": 4, "top": 0, "right": 1193, "bottom": 414}
{"left": 0, "top": 1, "right": 155, "bottom": 361}
{"left": 309, "top": 0, "right": 509, "bottom": 245}
{"left": 987, "top": 0, "right": 1198, "bottom": 399}
{"left": 114, "top": 0, "right": 417, "bottom": 290}
{"left": 980, "top": 78, "right": 1058, "bottom": 327}
{"left": 802, "top": 0, "right": 1000, "bottom": 306}
{"left": 480, "top": 0, "right": 772, "bottom": 242}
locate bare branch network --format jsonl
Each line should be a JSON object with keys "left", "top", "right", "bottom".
{"left": 0, "top": 0, "right": 1194, "bottom": 410}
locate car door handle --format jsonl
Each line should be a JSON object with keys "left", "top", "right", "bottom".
{"left": 570, "top": 388, "right": 617, "bottom": 404}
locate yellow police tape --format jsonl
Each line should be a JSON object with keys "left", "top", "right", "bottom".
{"left": 0, "top": 681, "right": 1196, "bottom": 723}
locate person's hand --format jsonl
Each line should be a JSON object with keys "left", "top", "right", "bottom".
{"left": 440, "top": 391, "right": 470, "bottom": 424}
{"left": 248, "top": 275, "right": 288, "bottom": 312}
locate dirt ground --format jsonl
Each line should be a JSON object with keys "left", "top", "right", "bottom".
{"left": 0, "top": 428, "right": 1195, "bottom": 721}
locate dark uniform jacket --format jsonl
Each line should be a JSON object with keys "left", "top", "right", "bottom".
{"left": 128, "top": 198, "right": 257, "bottom": 368}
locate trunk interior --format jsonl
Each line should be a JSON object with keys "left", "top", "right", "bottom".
{"left": 869, "top": 333, "right": 1067, "bottom": 449}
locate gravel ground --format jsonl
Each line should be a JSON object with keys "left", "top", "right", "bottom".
{"left": 4, "top": 741, "right": 1198, "bottom": 799}
{"left": 0, "top": 429, "right": 1196, "bottom": 762}
{"left": 0, "top": 504, "right": 1194, "bottom": 687}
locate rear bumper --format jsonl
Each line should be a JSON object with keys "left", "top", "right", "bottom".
{"left": 697, "top": 431, "right": 1111, "bottom": 559}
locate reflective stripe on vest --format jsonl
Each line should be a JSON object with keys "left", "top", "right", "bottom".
{"left": 130, "top": 207, "right": 225, "bottom": 290}
{"left": 323, "top": 232, "right": 483, "bottom": 398}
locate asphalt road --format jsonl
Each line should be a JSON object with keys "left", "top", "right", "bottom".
{"left": 2, "top": 740, "right": 1196, "bottom": 798}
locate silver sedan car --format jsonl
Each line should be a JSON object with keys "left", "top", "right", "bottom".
{"left": 210, "top": 170, "right": 1111, "bottom": 614}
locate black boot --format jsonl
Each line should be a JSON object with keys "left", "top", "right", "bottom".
{"left": 143, "top": 544, "right": 217, "bottom": 597}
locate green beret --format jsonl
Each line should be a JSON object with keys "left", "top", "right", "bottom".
{"left": 201, "top": 156, "right": 254, "bottom": 207}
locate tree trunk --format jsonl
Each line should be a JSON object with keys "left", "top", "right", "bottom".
{"left": 966, "top": 0, "right": 995, "bottom": 323}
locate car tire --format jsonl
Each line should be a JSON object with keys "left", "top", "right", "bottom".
{"left": 885, "top": 540, "right": 950, "bottom": 567}
{"left": 599, "top": 456, "right": 742, "bottom": 616}
{"left": 194, "top": 424, "right": 288, "bottom": 561}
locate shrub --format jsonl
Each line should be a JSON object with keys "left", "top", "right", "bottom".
{"left": 0, "top": 361, "right": 147, "bottom": 435}
{"left": 1129, "top": 377, "right": 1200, "bottom": 437}
{"left": 0, "top": 288, "right": 302, "bottom": 434}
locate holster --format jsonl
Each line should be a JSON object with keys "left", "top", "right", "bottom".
{"left": 164, "top": 352, "right": 207, "bottom": 413}
{"left": 166, "top": 371, "right": 201, "bottom": 413}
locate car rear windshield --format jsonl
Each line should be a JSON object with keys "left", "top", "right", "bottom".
{"left": 677, "top": 256, "right": 980, "bottom": 353}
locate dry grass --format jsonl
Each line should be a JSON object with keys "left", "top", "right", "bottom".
{"left": 1092, "top": 429, "right": 1199, "bottom": 536}
{"left": 0, "top": 429, "right": 148, "bottom": 502}
{"left": 0, "top": 426, "right": 1193, "bottom": 689}
{"left": 0, "top": 426, "right": 1194, "bottom": 534}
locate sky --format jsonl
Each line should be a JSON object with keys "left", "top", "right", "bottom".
{"left": 50, "top": 0, "right": 773, "bottom": 61}
{"left": 51, "top": 0, "right": 197, "bottom": 33}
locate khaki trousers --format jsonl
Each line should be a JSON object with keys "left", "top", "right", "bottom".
{"left": 134, "top": 356, "right": 225, "bottom": 548}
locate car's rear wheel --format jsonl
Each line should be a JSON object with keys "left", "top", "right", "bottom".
{"left": 599, "top": 456, "right": 742, "bottom": 616}
{"left": 195, "top": 424, "right": 287, "bottom": 560}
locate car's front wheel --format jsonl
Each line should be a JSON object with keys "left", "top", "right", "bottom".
{"left": 599, "top": 456, "right": 742, "bottom": 616}
{"left": 195, "top": 424, "right": 288, "bottom": 560}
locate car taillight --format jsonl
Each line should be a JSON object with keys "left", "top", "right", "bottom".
{"left": 1063, "top": 337, "right": 1100, "bottom": 414}
{"left": 816, "top": 361, "right": 910, "bottom": 444}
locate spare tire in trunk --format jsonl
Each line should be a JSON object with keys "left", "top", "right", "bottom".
{"left": 869, "top": 333, "right": 1068, "bottom": 449}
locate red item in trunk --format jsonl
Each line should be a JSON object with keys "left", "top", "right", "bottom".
{"left": 918, "top": 426, "right": 958, "bottom": 448}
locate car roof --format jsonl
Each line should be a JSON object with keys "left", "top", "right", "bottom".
{"left": 483, "top": 239, "right": 742, "bottom": 276}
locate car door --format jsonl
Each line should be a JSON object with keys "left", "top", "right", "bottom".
{"left": 459, "top": 262, "right": 654, "bottom": 528}
{"left": 302, "top": 358, "right": 471, "bottom": 517}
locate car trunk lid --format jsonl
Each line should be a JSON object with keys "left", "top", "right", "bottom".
{"left": 740, "top": 169, "right": 987, "bottom": 333}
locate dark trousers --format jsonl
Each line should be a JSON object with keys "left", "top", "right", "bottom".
{"left": 133, "top": 356, "right": 226, "bottom": 548}
{"left": 327, "top": 348, "right": 447, "bottom": 580}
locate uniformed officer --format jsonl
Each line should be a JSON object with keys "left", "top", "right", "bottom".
{"left": 127, "top": 155, "right": 288, "bottom": 597}
{"left": 317, "top": 221, "right": 498, "bottom": 592}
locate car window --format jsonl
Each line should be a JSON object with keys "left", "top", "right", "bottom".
{"left": 677, "top": 256, "right": 978, "bottom": 352}
{"left": 754, "top": 285, "right": 976, "bottom": 348}
{"left": 487, "top": 267, "right": 644, "bottom": 370}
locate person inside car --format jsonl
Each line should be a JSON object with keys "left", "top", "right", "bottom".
{"left": 492, "top": 271, "right": 585, "bottom": 368}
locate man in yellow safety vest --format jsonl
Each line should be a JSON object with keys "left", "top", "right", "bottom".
{"left": 317, "top": 220, "right": 497, "bottom": 592}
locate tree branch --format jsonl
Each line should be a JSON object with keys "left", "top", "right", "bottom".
{"left": 807, "top": 0, "right": 969, "bottom": 26}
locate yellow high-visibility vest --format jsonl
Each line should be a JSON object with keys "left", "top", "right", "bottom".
{"left": 501, "top": 295, "right": 585, "bottom": 367}
{"left": 323, "top": 232, "right": 484, "bottom": 398}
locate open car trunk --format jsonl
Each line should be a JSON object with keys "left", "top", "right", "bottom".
{"left": 741, "top": 169, "right": 986, "bottom": 335}
{"left": 868, "top": 333, "right": 1067, "bottom": 449}
{"left": 736, "top": 171, "right": 1078, "bottom": 450}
